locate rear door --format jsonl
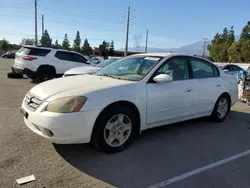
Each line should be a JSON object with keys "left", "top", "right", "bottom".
{"left": 189, "top": 57, "right": 222, "bottom": 115}
{"left": 54, "top": 51, "right": 89, "bottom": 73}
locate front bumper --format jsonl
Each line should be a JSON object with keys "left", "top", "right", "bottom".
{"left": 21, "top": 102, "right": 101, "bottom": 144}
{"left": 12, "top": 66, "right": 36, "bottom": 78}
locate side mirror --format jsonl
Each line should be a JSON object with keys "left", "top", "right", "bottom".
{"left": 153, "top": 74, "right": 173, "bottom": 83}
{"left": 223, "top": 69, "right": 229, "bottom": 72}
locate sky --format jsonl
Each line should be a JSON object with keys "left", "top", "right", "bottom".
{"left": 0, "top": 0, "right": 250, "bottom": 49}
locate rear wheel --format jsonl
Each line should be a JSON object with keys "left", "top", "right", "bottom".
{"left": 37, "top": 67, "right": 55, "bottom": 82}
{"left": 210, "top": 95, "right": 230, "bottom": 122}
{"left": 92, "top": 105, "right": 136, "bottom": 153}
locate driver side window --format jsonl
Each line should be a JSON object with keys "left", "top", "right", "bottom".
{"left": 156, "top": 57, "right": 189, "bottom": 81}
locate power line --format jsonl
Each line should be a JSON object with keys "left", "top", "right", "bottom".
{"left": 38, "top": 6, "right": 126, "bottom": 23}
{"left": 38, "top": 0, "right": 126, "bottom": 13}
{"left": 1, "top": 31, "right": 120, "bottom": 42}
{"left": 44, "top": 18, "right": 125, "bottom": 33}
{"left": 0, "top": 4, "right": 33, "bottom": 8}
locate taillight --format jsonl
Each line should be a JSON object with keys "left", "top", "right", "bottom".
{"left": 22, "top": 56, "right": 37, "bottom": 61}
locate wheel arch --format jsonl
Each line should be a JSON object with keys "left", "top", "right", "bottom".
{"left": 219, "top": 92, "right": 231, "bottom": 106}
{"left": 91, "top": 100, "right": 141, "bottom": 141}
{"left": 37, "top": 64, "right": 56, "bottom": 74}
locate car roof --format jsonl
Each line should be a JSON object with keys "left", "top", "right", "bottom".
{"left": 129, "top": 52, "right": 179, "bottom": 58}
{"left": 21, "top": 45, "right": 84, "bottom": 56}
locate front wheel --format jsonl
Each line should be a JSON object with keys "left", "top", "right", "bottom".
{"left": 37, "top": 67, "right": 55, "bottom": 82}
{"left": 210, "top": 95, "right": 230, "bottom": 122}
{"left": 92, "top": 105, "right": 136, "bottom": 153}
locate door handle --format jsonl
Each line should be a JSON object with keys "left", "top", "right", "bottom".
{"left": 216, "top": 84, "right": 221, "bottom": 87}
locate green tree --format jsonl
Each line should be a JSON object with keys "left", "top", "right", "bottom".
{"left": 62, "top": 33, "right": 70, "bottom": 50}
{"left": 241, "top": 40, "right": 250, "bottom": 63}
{"left": 227, "top": 26, "right": 235, "bottom": 45}
{"left": 54, "top": 39, "right": 61, "bottom": 48}
{"left": 109, "top": 40, "right": 114, "bottom": 56}
{"left": 40, "top": 30, "right": 52, "bottom": 47}
{"left": 208, "top": 33, "right": 223, "bottom": 61}
{"left": 21, "top": 38, "right": 35, "bottom": 45}
{"left": 82, "top": 39, "right": 92, "bottom": 55}
{"left": 1, "top": 39, "right": 9, "bottom": 52}
{"left": 208, "top": 26, "right": 235, "bottom": 62}
{"left": 73, "top": 31, "right": 81, "bottom": 52}
{"left": 239, "top": 21, "right": 250, "bottom": 43}
{"left": 98, "top": 41, "right": 108, "bottom": 58}
{"left": 227, "top": 42, "right": 240, "bottom": 62}
{"left": 221, "top": 27, "right": 229, "bottom": 41}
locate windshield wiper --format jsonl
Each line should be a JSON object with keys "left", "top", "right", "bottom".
{"left": 101, "top": 73, "right": 121, "bottom": 79}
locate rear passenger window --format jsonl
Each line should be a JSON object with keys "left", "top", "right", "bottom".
{"left": 55, "top": 51, "right": 73, "bottom": 61}
{"left": 223, "top": 65, "right": 233, "bottom": 71}
{"left": 232, "top": 65, "right": 242, "bottom": 71}
{"left": 29, "top": 48, "right": 51, "bottom": 56}
{"left": 18, "top": 47, "right": 51, "bottom": 56}
{"left": 190, "top": 58, "right": 217, "bottom": 79}
{"left": 71, "top": 53, "right": 87, "bottom": 63}
{"left": 55, "top": 51, "right": 87, "bottom": 63}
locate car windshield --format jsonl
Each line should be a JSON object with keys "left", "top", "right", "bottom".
{"left": 96, "top": 58, "right": 119, "bottom": 67}
{"left": 95, "top": 56, "right": 162, "bottom": 81}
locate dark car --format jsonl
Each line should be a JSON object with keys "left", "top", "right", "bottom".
{"left": 1, "top": 50, "right": 17, "bottom": 59}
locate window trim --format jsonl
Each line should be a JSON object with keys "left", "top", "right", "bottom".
{"left": 20, "top": 47, "right": 51, "bottom": 57}
{"left": 55, "top": 51, "right": 87, "bottom": 63}
{"left": 148, "top": 56, "right": 191, "bottom": 83}
{"left": 188, "top": 57, "right": 220, "bottom": 79}
{"left": 71, "top": 53, "right": 87, "bottom": 64}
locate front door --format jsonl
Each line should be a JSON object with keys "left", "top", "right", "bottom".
{"left": 54, "top": 51, "right": 78, "bottom": 74}
{"left": 146, "top": 56, "right": 195, "bottom": 126}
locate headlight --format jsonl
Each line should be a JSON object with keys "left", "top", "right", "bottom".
{"left": 45, "top": 96, "right": 87, "bottom": 113}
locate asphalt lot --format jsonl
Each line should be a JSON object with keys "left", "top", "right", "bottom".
{"left": 0, "top": 58, "right": 250, "bottom": 188}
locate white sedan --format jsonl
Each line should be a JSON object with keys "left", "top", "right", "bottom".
{"left": 21, "top": 53, "right": 238, "bottom": 153}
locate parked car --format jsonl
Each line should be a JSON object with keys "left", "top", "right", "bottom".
{"left": 21, "top": 53, "right": 238, "bottom": 153}
{"left": 220, "top": 64, "right": 246, "bottom": 76}
{"left": 12, "top": 45, "right": 90, "bottom": 81}
{"left": 63, "top": 57, "right": 121, "bottom": 77}
{"left": 89, "top": 56, "right": 104, "bottom": 65}
{"left": 1, "top": 50, "right": 17, "bottom": 59}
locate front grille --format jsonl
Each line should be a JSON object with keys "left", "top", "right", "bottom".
{"left": 25, "top": 92, "right": 43, "bottom": 111}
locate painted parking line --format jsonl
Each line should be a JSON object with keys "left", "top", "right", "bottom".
{"left": 149, "top": 149, "right": 250, "bottom": 188}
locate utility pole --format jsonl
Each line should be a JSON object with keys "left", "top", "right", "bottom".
{"left": 42, "top": 14, "right": 44, "bottom": 35}
{"left": 145, "top": 29, "right": 148, "bottom": 53}
{"left": 202, "top": 38, "right": 208, "bottom": 57}
{"left": 35, "top": 0, "right": 38, "bottom": 45}
{"left": 124, "top": 6, "right": 130, "bottom": 57}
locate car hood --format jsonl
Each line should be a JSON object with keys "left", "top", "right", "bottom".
{"left": 29, "top": 74, "right": 133, "bottom": 100}
{"left": 64, "top": 66, "right": 101, "bottom": 75}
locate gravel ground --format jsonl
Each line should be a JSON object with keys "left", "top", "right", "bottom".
{"left": 0, "top": 58, "right": 250, "bottom": 188}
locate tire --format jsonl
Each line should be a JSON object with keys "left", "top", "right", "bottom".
{"left": 210, "top": 94, "right": 231, "bottom": 122}
{"left": 37, "top": 67, "right": 56, "bottom": 82}
{"left": 92, "top": 105, "right": 136, "bottom": 153}
{"left": 7, "top": 72, "right": 23, "bottom": 79}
